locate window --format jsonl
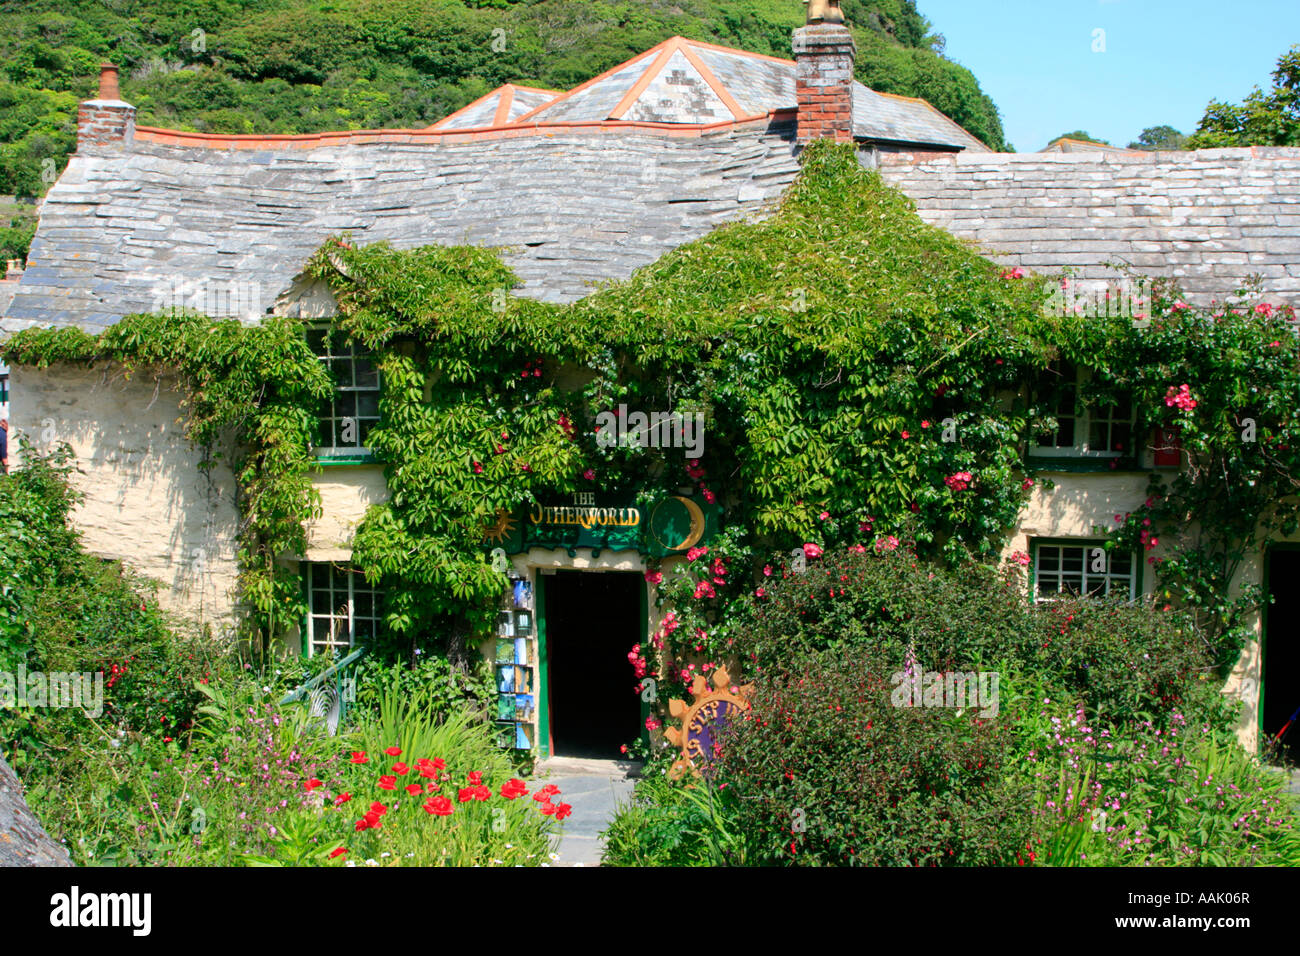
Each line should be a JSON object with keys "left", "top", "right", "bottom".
{"left": 306, "top": 326, "right": 380, "bottom": 457}
{"left": 1031, "top": 362, "right": 1134, "bottom": 458}
{"left": 304, "top": 563, "right": 383, "bottom": 657}
{"left": 1032, "top": 541, "right": 1136, "bottom": 601}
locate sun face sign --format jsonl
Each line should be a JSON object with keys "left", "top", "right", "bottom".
{"left": 482, "top": 508, "right": 518, "bottom": 544}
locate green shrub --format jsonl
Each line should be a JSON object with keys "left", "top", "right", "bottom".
{"left": 602, "top": 773, "right": 753, "bottom": 867}
{"left": 713, "top": 647, "right": 1031, "bottom": 866}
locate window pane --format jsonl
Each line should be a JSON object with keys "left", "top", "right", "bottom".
{"left": 355, "top": 357, "right": 379, "bottom": 389}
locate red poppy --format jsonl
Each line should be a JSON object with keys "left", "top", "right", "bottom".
{"left": 354, "top": 819, "right": 370, "bottom": 832}
{"left": 391, "top": 762, "right": 409, "bottom": 775}
{"left": 363, "top": 810, "right": 382, "bottom": 829}
{"left": 369, "top": 801, "right": 388, "bottom": 816}
{"left": 458, "top": 787, "right": 475, "bottom": 803}
{"left": 538, "top": 801, "right": 558, "bottom": 816}
{"left": 349, "top": 752, "right": 369, "bottom": 764}
{"left": 304, "top": 778, "right": 324, "bottom": 791}
{"left": 329, "top": 847, "right": 348, "bottom": 859}
{"left": 378, "top": 775, "right": 397, "bottom": 790}
{"left": 431, "top": 758, "right": 446, "bottom": 771}
{"left": 554, "top": 802, "right": 573, "bottom": 821}
{"left": 405, "top": 784, "right": 423, "bottom": 796}
{"left": 500, "top": 778, "right": 529, "bottom": 800}
{"left": 467, "top": 771, "right": 484, "bottom": 786}
{"left": 384, "top": 746, "right": 402, "bottom": 757}
{"left": 424, "top": 796, "right": 453, "bottom": 816}
{"left": 334, "top": 792, "right": 352, "bottom": 806}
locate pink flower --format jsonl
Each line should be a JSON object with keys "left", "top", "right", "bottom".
{"left": 583, "top": 468, "right": 595, "bottom": 480}
{"left": 819, "top": 511, "right": 830, "bottom": 521}
{"left": 802, "top": 543, "right": 823, "bottom": 559}
{"left": 1164, "top": 384, "right": 1197, "bottom": 411}
{"left": 762, "top": 564, "right": 772, "bottom": 577}
{"left": 644, "top": 570, "right": 662, "bottom": 584}
{"left": 755, "top": 587, "right": 766, "bottom": 598}
{"left": 901, "top": 430, "right": 910, "bottom": 440}
{"left": 702, "top": 488, "right": 717, "bottom": 504}
{"left": 1022, "top": 478, "right": 1034, "bottom": 491}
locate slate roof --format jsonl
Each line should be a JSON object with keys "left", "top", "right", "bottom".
{"left": 495, "top": 37, "right": 989, "bottom": 151}
{"left": 878, "top": 147, "right": 1300, "bottom": 305}
{"left": 429, "top": 84, "right": 562, "bottom": 131}
{"left": 2, "top": 122, "right": 802, "bottom": 332}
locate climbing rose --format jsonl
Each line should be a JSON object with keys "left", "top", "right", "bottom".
{"left": 802, "top": 543, "right": 823, "bottom": 559}
{"left": 644, "top": 570, "right": 662, "bottom": 584}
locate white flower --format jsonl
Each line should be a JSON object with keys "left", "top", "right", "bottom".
{"left": 365, "top": 858, "right": 378, "bottom": 867}
{"left": 548, "top": 852, "right": 560, "bottom": 861}
{"left": 345, "top": 861, "right": 356, "bottom": 868}
{"left": 380, "top": 852, "right": 391, "bottom": 858}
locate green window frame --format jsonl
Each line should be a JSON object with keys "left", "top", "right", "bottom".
{"left": 305, "top": 325, "right": 381, "bottom": 461}
{"left": 1030, "top": 538, "right": 1139, "bottom": 602}
{"left": 303, "top": 562, "right": 384, "bottom": 657}
{"left": 1030, "top": 363, "right": 1136, "bottom": 469}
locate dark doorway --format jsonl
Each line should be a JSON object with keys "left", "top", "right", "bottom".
{"left": 544, "top": 570, "right": 643, "bottom": 759}
{"left": 1264, "top": 549, "right": 1300, "bottom": 764}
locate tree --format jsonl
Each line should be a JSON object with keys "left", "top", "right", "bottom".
{"left": 1127, "top": 125, "right": 1187, "bottom": 150}
{"left": 1188, "top": 45, "right": 1300, "bottom": 147}
{"left": 1048, "top": 130, "right": 1109, "bottom": 146}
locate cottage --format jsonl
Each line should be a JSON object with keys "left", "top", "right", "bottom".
{"left": 3, "top": 9, "right": 1299, "bottom": 761}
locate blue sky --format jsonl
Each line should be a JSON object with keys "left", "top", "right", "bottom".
{"left": 915, "top": 0, "right": 1300, "bottom": 151}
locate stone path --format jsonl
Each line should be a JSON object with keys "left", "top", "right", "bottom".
{"left": 530, "top": 757, "right": 640, "bottom": 867}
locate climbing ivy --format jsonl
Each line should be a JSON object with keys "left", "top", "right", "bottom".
{"left": 4, "top": 142, "right": 1299, "bottom": 681}
{"left": 3, "top": 311, "right": 331, "bottom": 659}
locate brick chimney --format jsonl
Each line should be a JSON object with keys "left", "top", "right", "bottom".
{"left": 793, "top": 18, "right": 856, "bottom": 145}
{"left": 77, "top": 63, "right": 135, "bottom": 152}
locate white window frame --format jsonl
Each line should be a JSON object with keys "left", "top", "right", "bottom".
{"left": 306, "top": 324, "right": 381, "bottom": 458}
{"left": 1031, "top": 540, "right": 1137, "bottom": 603}
{"left": 1029, "top": 364, "right": 1135, "bottom": 459}
{"left": 304, "top": 563, "right": 383, "bottom": 657}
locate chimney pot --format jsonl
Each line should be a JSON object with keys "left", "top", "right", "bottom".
{"left": 99, "top": 63, "right": 120, "bottom": 101}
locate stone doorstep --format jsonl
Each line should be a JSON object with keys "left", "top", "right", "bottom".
{"left": 532, "top": 756, "right": 642, "bottom": 778}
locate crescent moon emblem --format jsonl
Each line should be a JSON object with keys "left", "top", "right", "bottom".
{"left": 653, "top": 495, "right": 705, "bottom": 551}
